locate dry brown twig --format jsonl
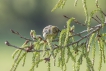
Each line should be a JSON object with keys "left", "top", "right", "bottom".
{"left": 10, "top": 29, "right": 34, "bottom": 42}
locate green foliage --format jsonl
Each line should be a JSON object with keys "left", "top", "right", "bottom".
{"left": 74, "top": 0, "right": 78, "bottom": 6}
{"left": 97, "top": 33, "right": 106, "bottom": 71}
{"left": 6, "top": 0, "right": 106, "bottom": 71}
{"left": 51, "top": 0, "right": 67, "bottom": 12}
{"left": 82, "top": 0, "right": 88, "bottom": 24}
{"left": 64, "top": 18, "right": 75, "bottom": 46}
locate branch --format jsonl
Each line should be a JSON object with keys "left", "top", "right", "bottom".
{"left": 5, "top": 41, "right": 44, "bottom": 52}
{"left": 5, "top": 41, "right": 26, "bottom": 51}
{"left": 92, "top": 16, "right": 101, "bottom": 24}
{"left": 5, "top": 22, "right": 105, "bottom": 53}
{"left": 10, "top": 29, "right": 34, "bottom": 41}
{"left": 96, "top": 15, "right": 102, "bottom": 23}
{"left": 101, "top": 11, "right": 106, "bottom": 16}
{"left": 63, "top": 15, "right": 87, "bottom": 26}
{"left": 66, "top": 26, "right": 100, "bottom": 47}
{"left": 54, "top": 23, "right": 103, "bottom": 42}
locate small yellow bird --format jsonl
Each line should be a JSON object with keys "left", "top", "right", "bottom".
{"left": 42, "top": 25, "right": 60, "bottom": 40}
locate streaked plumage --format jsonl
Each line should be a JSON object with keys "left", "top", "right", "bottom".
{"left": 42, "top": 25, "right": 60, "bottom": 39}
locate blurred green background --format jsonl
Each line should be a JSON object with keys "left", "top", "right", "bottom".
{"left": 0, "top": 0, "right": 106, "bottom": 71}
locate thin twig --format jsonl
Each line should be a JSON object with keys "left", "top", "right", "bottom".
{"left": 96, "top": 15, "right": 101, "bottom": 22}
{"left": 5, "top": 41, "right": 43, "bottom": 52}
{"left": 101, "top": 11, "right": 106, "bottom": 16}
{"left": 5, "top": 41, "right": 26, "bottom": 51}
{"left": 66, "top": 26, "right": 100, "bottom": 47}
{"left": 63, "top": 15, "right": 86, "bottom": 26}
{"left": 69, "top": 23, "right": 102, "bottom": 38}
{"left": 10, "top": 29, "right": 33, "bottom": 41}
{"left": 92, "top": 16, "right": 100, "bottom": 24}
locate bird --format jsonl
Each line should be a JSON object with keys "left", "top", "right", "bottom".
{"left": 42, "top": 25, "right": 60, "bottom": 58}
{"left": 42, "top": 25, "right": 60, "bottom": 40}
